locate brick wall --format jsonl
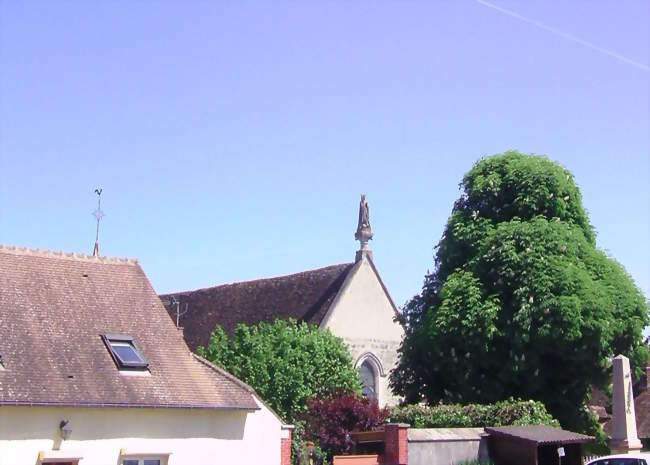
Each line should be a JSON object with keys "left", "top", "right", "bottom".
{"left": 383, "top": 423, "right": 408, "bottom": 465}
{"left": 281, "top": 426, "right": 293, "bottom": 465}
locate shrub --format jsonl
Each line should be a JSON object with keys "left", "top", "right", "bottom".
{"left": 389, "top": 399, "right": 559, "bottom": 428}
{"left": 302, "top": 390, "right": 390, "bottom": 459}
{"left": 291, "top": 421, "right": 329, "bottom": 465}
{"left": 197, "top": 319, "right": 361, "bottom": 422}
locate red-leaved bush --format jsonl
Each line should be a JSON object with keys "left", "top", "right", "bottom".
{"left": 302, "top": 390, "right": 389, "bottom": 458}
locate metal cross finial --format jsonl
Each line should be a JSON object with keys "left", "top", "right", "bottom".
{"left": 92, "top": 188, "right": 104, "bottom": 257}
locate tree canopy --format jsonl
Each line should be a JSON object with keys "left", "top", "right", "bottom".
{"left": 391, "top": 151, "right": 649, "bottom": 433}
{"left": 197, "top": 318, "right": 361, "bottom": 422}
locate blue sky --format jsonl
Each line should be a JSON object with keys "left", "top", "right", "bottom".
{"left": 1, "top": 1, "right": 648, "bottom": 310}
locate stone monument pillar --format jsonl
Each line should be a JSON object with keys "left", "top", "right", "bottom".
{"left": 610, "top": 354, "right": 642, "bottom": 453}
{"left": 355, "top": 194, "right": 373, "bottom": 262}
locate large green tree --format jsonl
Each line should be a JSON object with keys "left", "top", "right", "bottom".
{"left": 391, "top": 151, "right": 649, "bottom": 432}
{"left": 198, "top": 318, "right": 361, "bottom": 422}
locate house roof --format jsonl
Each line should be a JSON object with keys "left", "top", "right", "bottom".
{"left": 160, "top": 263, "right": 354, "bottom": 350}
{"left": 589, "top": 387, "right": 610, "bottom": 408}
{"left": 634, "top": 390, "right": 650, "bottom": 439}
{"left": 485, "top": 425, "right": 594, "bottom": 445}
{"left": 0, "top": 245, "right": 258, "bottom": 410}
{"left": 603, "top": 389, "right": 650, "bottom": 439}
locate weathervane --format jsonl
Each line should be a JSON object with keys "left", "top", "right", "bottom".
{"left": 92, "top": 188, "right": 104, "bottom": 257}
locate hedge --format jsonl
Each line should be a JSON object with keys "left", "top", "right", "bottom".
{"left": 389, "top": 399, "right": 559, "bottom": 428}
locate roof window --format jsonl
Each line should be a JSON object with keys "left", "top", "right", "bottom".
{"left": 102, "top": 334, "right": 148, "bottom": 370}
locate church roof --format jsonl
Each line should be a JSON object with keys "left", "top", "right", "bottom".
{"left": 160, "top": 263, "right": 354, "bottom": 351}
{"left": 0, "top": 245, "right": 258, "bottom": 410}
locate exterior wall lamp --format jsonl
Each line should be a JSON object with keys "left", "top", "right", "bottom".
{"left": 59, "top": 420, "right": 72, "bottom": 440}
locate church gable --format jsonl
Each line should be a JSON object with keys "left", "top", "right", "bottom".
{"left": 320, "top": 255, "right": 403, "bottom": 343}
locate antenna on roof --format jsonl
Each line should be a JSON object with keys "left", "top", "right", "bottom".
{"left": 162, "top": 297, "right": 188, "bottom": 328}
{"left": 92, "top": 188, "right": 104, "bottom": 257}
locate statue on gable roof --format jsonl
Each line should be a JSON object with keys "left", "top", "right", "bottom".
{"left": 355, "top": 195, "right": 373, "bottom": 261}
{"left": 358, "top": 194, "right": 371, "bottom": 230}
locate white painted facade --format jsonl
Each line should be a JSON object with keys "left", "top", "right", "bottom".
{"left": 0, "top": 396, "right": 286, "bottom": 465}
{"left": 320, "top": 254, "right": 404, "bottom": 406}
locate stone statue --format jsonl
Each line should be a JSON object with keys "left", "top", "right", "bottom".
{"left": 355, "top": 194, "right": 373, "bottom": 260}
{"left": 358, "top": 194, "right": 371, "bottom": 230}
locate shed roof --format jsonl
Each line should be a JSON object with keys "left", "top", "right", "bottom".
{"left": 160, "top": 263, "right": 354, "bottom": 350}
{"left": 0, "top": 245, "right": 258, "bottom": 410}
{"left": 485, "top": 425, "right": 593, "bottom": 445}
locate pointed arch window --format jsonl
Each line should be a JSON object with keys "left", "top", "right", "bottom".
{"left": 359, "top": 360, "right": 377, "bottom": 401}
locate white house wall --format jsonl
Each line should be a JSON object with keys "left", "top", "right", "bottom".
{"left": 0, "top": 396, "right": 283, "bottom": 465}
{"left": 320, "top": 256, "right": 404, "bottom": 406}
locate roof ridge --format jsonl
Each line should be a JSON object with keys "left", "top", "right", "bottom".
{"left": 0, "top": 244, "right": 138, "bottom": 265}
{"left": 191, "top": 353, "right": 286, "bottom": 422}
{"left": 162, "top": 262, "right": 354, "bottom": 296}
{"left": 191, "top": 352, "right": 255, "bottom": 394}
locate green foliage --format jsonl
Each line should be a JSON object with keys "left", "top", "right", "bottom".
{"left": 389, "top": 399, "right": 558, "bottom": 428}
{"left": 391, "top": 151, "right": 649, "bottom": 432}
{"left": 291, "top": 421, "right": 329, "bottom": 465}
{"left": 197, "top": 325, "right": 231, "bottom": 367}
{"left": 197, "top": 318, "right": 361, "bottom": 422}
{"left": 576, "top": 406, "right": 610, "bottom": 455}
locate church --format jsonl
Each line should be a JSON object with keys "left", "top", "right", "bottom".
{"left": 161, "top": 195, "right": 404, "bottom": 407}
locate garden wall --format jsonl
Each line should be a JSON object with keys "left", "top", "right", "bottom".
{"left": 408, "top": 428, "right": 489, "bottom": 465}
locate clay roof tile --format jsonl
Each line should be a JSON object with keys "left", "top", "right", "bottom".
{"left": 161, "top": 263, "right": 354, "bottom": 350}
{"left": 0, "top": 245, "right": 258, "bottom": 410}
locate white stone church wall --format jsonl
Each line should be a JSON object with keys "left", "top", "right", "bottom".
{"left": 345, "top": 337, "right": 401, "bottom": 406}
{"left": 321, "top": 256, "right": 404, "bottom": 407}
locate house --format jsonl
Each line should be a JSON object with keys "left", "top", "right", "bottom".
{"left": 602, "top": 365, "right": 650, "bottom": 450}
{"left": 161, "top": 195, "right": 404, "bottom": 406}
{"left": 0, "top": 245, "right": 293, "bottom": 465}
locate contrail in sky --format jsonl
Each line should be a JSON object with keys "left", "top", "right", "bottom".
{"left": 476, "top": 0, "right": 649, "bottom": 72}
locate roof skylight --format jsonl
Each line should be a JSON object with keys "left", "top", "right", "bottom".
{"left": 102, "top": 334, "right": 148, "bottom": 370}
